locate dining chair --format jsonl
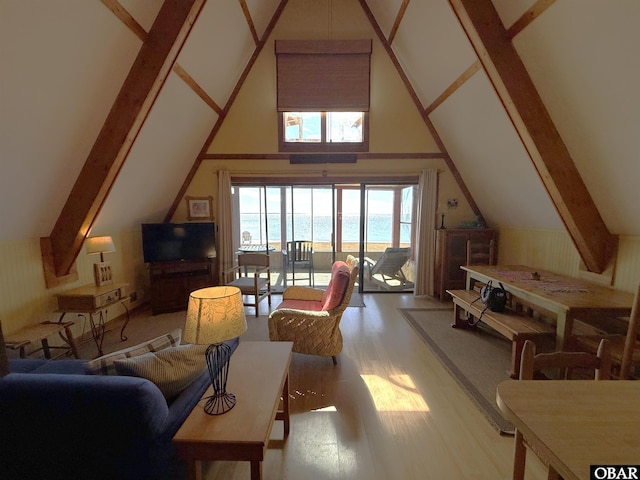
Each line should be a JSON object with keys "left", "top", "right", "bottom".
{"left": 466, "top": 238, "right": 496, "bottom": 266}
{"left": 225, "top": 253, "right": 271, "bottom": 317}
{"left": 511, "top": 338, "right": 611, "bottom": 480}
{"left": 571, "top": 281, "right": 640, "bottom": 379}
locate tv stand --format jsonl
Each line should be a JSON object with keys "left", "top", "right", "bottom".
{"left": 148, "top": 259, "right": 216, "bottom": 315}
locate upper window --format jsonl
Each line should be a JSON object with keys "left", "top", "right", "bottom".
{"left": 276, "top": 39, "right": 371, "bottom": 153}
{"left": 280, "top": 111, "right": 366, "bottom": 151}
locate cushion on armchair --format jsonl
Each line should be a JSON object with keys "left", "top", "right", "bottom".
{"left": 321, "top": 262, "right": 350, "bottom": 310}
{"left": 276, "top": 261, "right": 350, "bottom": 312}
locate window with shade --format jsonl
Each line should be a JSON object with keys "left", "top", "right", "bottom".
{"left": 276, "top": 39, "right": 371, "bottom": 152}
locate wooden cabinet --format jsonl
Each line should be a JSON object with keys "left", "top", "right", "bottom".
{"left": 148, "top": 259, "right": 216, "bottom": 315}
{"left": 434, "top": 229, "right": 497, "bottom": 300}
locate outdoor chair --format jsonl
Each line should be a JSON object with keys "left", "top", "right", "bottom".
{"left": 511, "top": 338, "right": 611, "bottom": 480}
{"left": 362, "top": 247, "right": 413, "bottom": 290}
{"left": 225, "top": 253, "right": 271, "bottom": 317}
{"left": 268, "top": 256, "right": 358, "bottom": 364}
{"left": 282, "top": 240, "right": 314, "bottom": 287}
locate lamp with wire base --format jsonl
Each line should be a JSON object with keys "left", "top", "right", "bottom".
{"left": 183, "top": 286, "right": 247, "bottom": 415}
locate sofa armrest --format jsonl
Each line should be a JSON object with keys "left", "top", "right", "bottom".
{"left": 0, "top": 373, "right": 170, "bottom": 479}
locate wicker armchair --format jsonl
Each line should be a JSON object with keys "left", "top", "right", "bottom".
{"left": 268, "top": 256, "right": 359, "bottom": 365}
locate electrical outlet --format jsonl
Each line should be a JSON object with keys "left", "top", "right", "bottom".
{"left": 130, "top": 291, "right": 137, "bottom": 302}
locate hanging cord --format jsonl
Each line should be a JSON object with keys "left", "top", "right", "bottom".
{"left": 467, "top": 295, "right": 486, "bottom": 327}
{"left": 328, "top": 0, "right": 333, "bottom": 40}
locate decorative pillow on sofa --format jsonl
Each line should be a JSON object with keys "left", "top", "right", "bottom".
{"left": 85, "top": 328, "right": 182, "bottom": 375}
{"left": 113, "top": 344, "right": 208, "bottom": 399}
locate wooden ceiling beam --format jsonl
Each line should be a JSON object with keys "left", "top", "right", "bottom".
{"left": 42, "top": 0, "right": 206, "bottom": 280}
{"left": 449, "top": 0, "right": 615, "bottom": 273}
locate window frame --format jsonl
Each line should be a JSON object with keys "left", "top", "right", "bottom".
{"left": 278, "top": 111, "right": 369, "bottom": 153}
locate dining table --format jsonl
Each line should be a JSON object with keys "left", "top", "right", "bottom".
{"left": 496, "top": 379, "right": 640, "bottom": 480}
{"left": 461, "top": 265, "right": 634, "bottom": 349}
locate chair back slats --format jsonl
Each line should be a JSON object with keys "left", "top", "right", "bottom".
{"left": 520, "top": 339, "right": 612, "bottom": 381}
{"left": 620, "top": 282, "right": 640, "bottom": 379}
{"left": 286, "top": 241, "right": 313, "bottom": 263}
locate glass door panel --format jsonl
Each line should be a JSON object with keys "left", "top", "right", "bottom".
{"left": 361, "top": 185, "right": 416, "bottom": 292}
{"left": 235, "top": 182, "right": 417, "bottom": 294}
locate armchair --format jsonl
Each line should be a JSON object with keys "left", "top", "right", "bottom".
{"left": 268, "top": 256, "right": 358, "bottom": 364}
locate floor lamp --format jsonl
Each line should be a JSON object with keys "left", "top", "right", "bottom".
{"left": 183, "top": 286, "right": 247, "bottom": 415}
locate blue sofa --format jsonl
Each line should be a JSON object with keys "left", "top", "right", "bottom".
{"left": 0, "top": 337, "right": 239, "bottom": 480}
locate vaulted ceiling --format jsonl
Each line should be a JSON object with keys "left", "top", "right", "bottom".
{"left": 2, "top": 0, "right": 639, "bottom": 278}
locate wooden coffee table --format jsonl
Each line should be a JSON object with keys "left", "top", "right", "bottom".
{"left": 173, "top": 341, "right": 293, "bottom": 480}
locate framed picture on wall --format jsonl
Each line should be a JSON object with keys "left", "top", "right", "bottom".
{"left": 186, "top": 196, "right": 213, "bottom": 221}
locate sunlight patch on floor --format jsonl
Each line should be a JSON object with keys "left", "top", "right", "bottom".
{"left": 360, "top": 373, "right": 430, "bottom": 412}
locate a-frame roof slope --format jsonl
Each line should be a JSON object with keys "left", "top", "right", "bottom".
{"left": 1, "top": 0, "right": 639, "bottom": 278}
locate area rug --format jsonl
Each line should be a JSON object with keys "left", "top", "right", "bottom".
{"left": 399, "top": 307, "right": 515, "bottom": 434}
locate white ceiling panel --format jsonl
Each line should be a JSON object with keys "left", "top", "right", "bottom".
{"left": 177, "top": 0, "right": 255, "bottom": 108}
{"left": 430, "top": 71, "right": 563, "bottom": 230}
{"left": 365, "top": 0, "right": 405, "bottom": 38}
{"left": 392, "top": 0, "right": 477, "bottom": 106}
{"left": 94, "top": 73, "right": 219, "bottom": 232}
{"left": 514, "top": 1, "right": 640, "bottom": 235}
{"left": 0, "top": 0, "right": 140, "bottom": 241}
{"left": 245, "top": 0, "right": 282, "bottom": 39}
{"left": 491, "top": 0, "right": 537, "bottom": 30}
{"left": 117, "top": 0, "right": 163, "bottom": 32}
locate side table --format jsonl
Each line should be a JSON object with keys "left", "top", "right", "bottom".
{"left": 55, "top": 282, "right": 129, "bottom": 356}
{"left": 174, "top": 341, "right": 293, "bottom": 480}
{"left": 5, "top": 321, "right": 79, "bottom": 359}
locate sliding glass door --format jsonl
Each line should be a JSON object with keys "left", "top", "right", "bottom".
{"left": 233, "top": 182, "right": 417, "bottom": 293}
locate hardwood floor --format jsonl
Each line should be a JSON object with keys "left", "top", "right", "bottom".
{"left": 81, "top": 293, "right": 547, "bottom": 480}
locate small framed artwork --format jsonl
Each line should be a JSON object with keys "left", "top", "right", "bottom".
{"left": 186, "top": 196, "right": 213, "bottom": 221}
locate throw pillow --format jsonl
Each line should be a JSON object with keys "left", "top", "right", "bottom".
{"left": 113, "top": 344, "right": 208, "bottom": 399}
{"left": 84, "top": 328, "right": 182, "bottom": 375}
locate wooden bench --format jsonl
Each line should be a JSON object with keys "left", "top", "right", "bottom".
{"left": 447, "top": 289, "right": 555, "bottom": 378}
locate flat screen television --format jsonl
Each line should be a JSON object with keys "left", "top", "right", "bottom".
{"left": 141, "top": 222, "right": 216, "bottom": 263}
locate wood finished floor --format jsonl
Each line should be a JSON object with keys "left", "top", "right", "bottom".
{"left": 81, "top": 293, "right": 547, "bottom": 480}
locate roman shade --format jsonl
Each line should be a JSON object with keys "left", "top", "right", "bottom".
{"left": 276, "top": 39, "right": 372, "bottom": 112}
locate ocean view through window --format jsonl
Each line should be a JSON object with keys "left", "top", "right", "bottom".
{"left": 232, "top": 184, "right": 416, "bottom": 292}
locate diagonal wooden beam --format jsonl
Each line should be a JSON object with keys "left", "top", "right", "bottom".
{"left": 42, "top": 0, "right": 206, "bottom": 280}
{"left": 449, "top": 0, "right": 615, "bottom": 273}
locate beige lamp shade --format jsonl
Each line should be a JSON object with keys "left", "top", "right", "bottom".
{"left": 184, "top": 286, "right": 247, "bottom": 345}
{"left": 86, "top": 236, "right": 116, "bottom": 257}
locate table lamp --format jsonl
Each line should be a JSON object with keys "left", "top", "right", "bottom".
{"left": 86, "top": 236, "right": 116, "bottom": 286}
{"left": 183, "top": 286, "right": 247, "bottom": 415}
